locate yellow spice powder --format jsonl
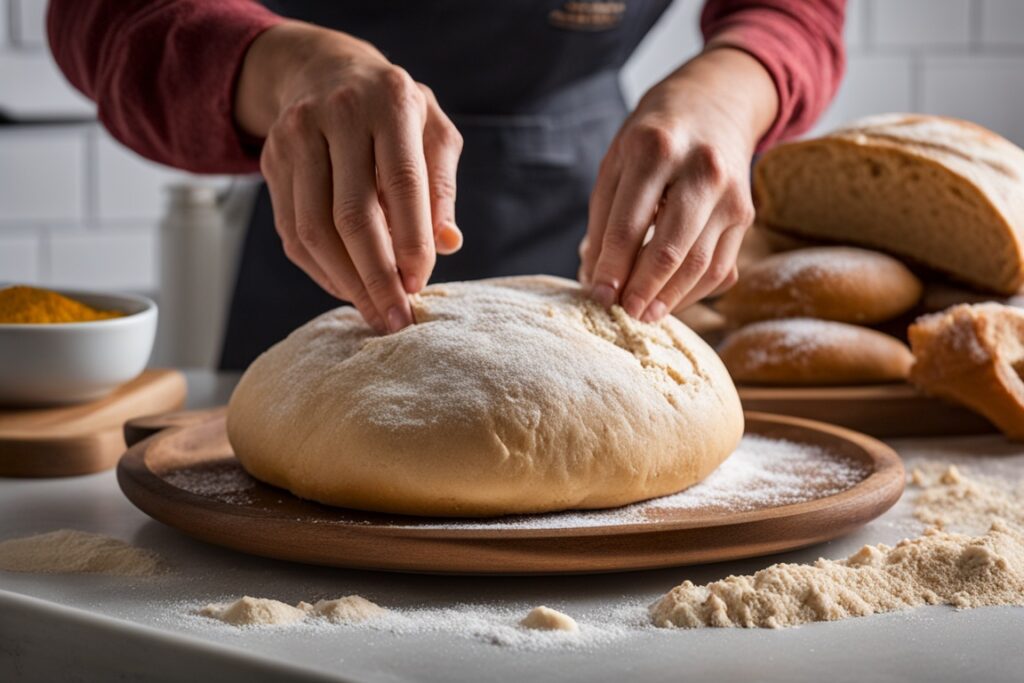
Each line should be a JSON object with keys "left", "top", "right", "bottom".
{"left": 0, "top": 286, "right": 123, "bottom": 324}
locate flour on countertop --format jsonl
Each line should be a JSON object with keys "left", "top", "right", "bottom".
{"left": 650, "top": 463, "right": 1024, "bottom": 629}
{"left": 0, "top": 529, "right": 164, "bottom": 576}
{"left": 200, "top": 595, "right": 387, "bottom": 627}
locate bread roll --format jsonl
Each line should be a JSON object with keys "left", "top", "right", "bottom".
{"left": 909, "top": 303, "right": 1024, "bottom": 440}
{"left": 228, "top": 276, "right": 743, "bottom": 517}
{"left": 718, "top": 318, "right": 913, "bottom": 386}
{"left": 716, "top": 246, "right": 922, "bottom": 324}
{"left": 754, "top": 114, "right": 1024, "bottom": 294}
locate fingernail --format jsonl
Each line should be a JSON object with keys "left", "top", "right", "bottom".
{"left": 590, "top": 283, "right": 617, "bottom": 309}
{"left": 623, "top": 294, "right": 646, "bottom": 320}
{"left": 437, "top": 223, "right": 463, "bottom": 255}
{"left": 387, "top": 306, "right": 412, "bottom": 333}
{"left": 402, "top": 273, "right": 422, "bottom": 293}
{"left": 641, "top": 299, "right": 668, "bottom": 323}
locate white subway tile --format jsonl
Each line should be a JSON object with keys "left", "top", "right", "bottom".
{"left": 808, "top": 55, "right": 914, "bottom": 136}
{"left": 845, "top": 0, "right": 867, "bottom": 52}
{"left": 979, "top": 0, "right": 1024, "bottom": 46}
{"left": 0, "top": 234, "right": 41, "bottom": 284}
{"left": 0, "top": 50, "right": 95, "bottom": 119}
{"left": 922, "top": 55, "right": 1024, "bottom": 147}
{"left": 0, "top": 128, "right": 84, "bottom": 222}
{"left": 46, "top": 227, "right": 157, "bottom": 290}
{"left": 96, "top": 130, "right": 187, "bottom": 222}
{"left": 621, "top": 0, "right": 702, "bottom": 105}
{"left": 872, "top": 0, "right": 971, "bottom": 48}
{"left": 12, "top": 0, "right": 45, "bottom": 47}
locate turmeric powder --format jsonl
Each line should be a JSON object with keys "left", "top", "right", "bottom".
{"left": 0, "top": 286, "right": 123, "bottom": 324}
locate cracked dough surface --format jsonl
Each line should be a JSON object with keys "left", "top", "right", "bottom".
{"left": 227, "top": 275, "right": 743, "bottom": 516}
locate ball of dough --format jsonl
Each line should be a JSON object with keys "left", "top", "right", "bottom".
{"left": 718, "top": 318, "right": 913, "bottom": 386}
{"left": 716, "top": 247, "right": 923, "bottom": 325}
{"left": 227, "top": 276, "right": 743, "bottom": 517}
{"left": 520, "top": 606, "right": 578, "bottom": 632}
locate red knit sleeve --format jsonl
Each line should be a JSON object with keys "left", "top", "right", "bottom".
{"left": 47, "top": 0, "right": 284, "bottom": 174}
{"left": 700, "top": 0, "right": 846, "bottom": 150}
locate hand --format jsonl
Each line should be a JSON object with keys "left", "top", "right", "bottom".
{"left": 235, "top": 22, "right": 464, "bottom": 333}
{"left": 579, "top": 47, "right": 778, "bottom": 321}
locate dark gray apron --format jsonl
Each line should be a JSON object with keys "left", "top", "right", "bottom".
{"left": 221, "top": 0, "right": 672, "bottom": 369}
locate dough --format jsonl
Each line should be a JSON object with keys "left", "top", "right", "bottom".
{"left": 227, "top": 276, "right": 743, "bottom": 517}
{"left": 718, "top": 318, "right": 913, "bottom": 386}
{"left": 520, "top": 606, "right": 578, "bottom": 631}
{"left": 909, "top": 303, "right": 1024, "bottom": 440}
{"left": 716, "top": 246, "right": 923, "bottom": 325}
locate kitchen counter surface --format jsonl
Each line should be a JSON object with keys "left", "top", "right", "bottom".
{"left": 2, "top": 370, "right": 1023, "bottom": 683}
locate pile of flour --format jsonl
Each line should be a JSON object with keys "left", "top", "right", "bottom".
{"left": 649, "top": 464, "right": 1024, "bottom": 628}
{"left": 0, "top": 529, "right": 164, "bottom": 576}
{"left": 200, "top": 595, "right": 386, "bottom": 626}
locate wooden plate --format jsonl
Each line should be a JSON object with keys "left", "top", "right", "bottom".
{"left": 0, "top": 369, "right": 186, "bottom": 478}
{"left": 737, "top": 383, "right": 994, "bottom": 438}
{"left": 117, "top": 409, "right": 904, "bottom": 575}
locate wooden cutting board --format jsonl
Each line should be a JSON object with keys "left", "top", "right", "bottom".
{"left": 0, "top": 369, "right": 186, "bottom": 478}
{"left": 737, "top": 383, "right": 995, "bottom": 438}
{"left": 117, "top": 409, "right": 904, "bottom": 575}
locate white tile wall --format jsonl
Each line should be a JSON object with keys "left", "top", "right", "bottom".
{"left": 11, "top": 0, "right": 44, "bottom": 47}
{"left": 980, "top": 0, "right": 1024, "bottom": 46}
{"left": 0, "top": 127, "right": 84, "bottom": 223}
{"left": 1, "top": 0, "right": 1024, "bottom": 298}
{"left": 872, "top": 0, "right": 972, "bottom": 49}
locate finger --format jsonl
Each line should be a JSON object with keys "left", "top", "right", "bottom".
{"left": 581, "top": 148, "right": 621, "bottom": 286}
{"left": 675, "top": 224, "right": 745, "bottom": 311}
{"left": 708, "top": 265, "right": 739, "bottom": 299}
{"left": 374, "top": 82, "right": 435, "bottom": 294}
{"left": 618, "top": 178, "right": 717, "bottom": 320}
{"left": 263, "top": 137, "right": 384, "bottom": 332}
{"left": 589, "top": 162, "right": 669, "bottom": 309}
{"left": 324, "top": 130, "right": 414, "bottom": 333}
{"left": 421, "top": 86, "right": 463, "bottom": 256}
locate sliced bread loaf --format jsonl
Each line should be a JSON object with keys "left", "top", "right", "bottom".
{"left": 754, "top": 114, "right": 1024, "bottom": 294}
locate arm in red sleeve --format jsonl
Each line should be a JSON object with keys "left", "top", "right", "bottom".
{"left": 48, "top": 0, "right": 283, "bottom": 174}
{"left": 700, "top": 0, "right": 846, "bottom": 150}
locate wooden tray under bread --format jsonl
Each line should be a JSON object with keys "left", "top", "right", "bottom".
{"left": 117, "top": 408, "right": 904, "bottom": 575}
{"left": 0, "top": 369, "right": 187, "bottom": 478}
{"left": 737, "top": 383, "right": 994, "bottom": 438}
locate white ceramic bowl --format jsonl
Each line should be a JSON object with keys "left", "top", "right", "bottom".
{"left": 0, "top": 289, "right": 158, "bottom": 406}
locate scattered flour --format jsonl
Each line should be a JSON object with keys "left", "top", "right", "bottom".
{"left": 520, "top": 606, "right": 579, "bottom": 632}
{"left": 0, "top": 529, "right": 164, "bottom": 576}
{"left": 200, "top": 595, "right": 387, "bottom": 627}
{"left": 649, "top": 464, "right": 1024, "bottom": 629}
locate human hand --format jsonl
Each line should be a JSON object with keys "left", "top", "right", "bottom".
{"left": 235, "top": 22, "right": 464, "bottom": 333}
{"left": 579, "top": 47, "right": 778, "bottom": 321}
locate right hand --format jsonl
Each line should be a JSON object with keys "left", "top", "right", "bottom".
{"left": 235, "top": 21, "right": 464, "bottom": 333}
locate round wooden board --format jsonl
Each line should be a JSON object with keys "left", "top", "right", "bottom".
{"left": 738, "top": 383, "right": 995, "bottom": 438}
{"left": 117, "top": 409, "right": 905, "bottom": 575}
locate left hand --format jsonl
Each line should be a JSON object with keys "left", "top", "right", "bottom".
{"left": 579, "top": 47, "right": 778, "bottom": 321}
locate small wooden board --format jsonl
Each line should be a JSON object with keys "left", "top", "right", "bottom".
{"left": 117, "top": 409, "right": 904, "bottom": 575}
{"left": 738, "top": 383, "right": 995, "bottom": 438}
{"left": 0, "top": 369, "right": 186, "bottom": 478}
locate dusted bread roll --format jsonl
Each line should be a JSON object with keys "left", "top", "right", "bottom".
{"left": 718, "top": 318, "right": 913, "bottom": 386}
{"left": 909, "top": 303, "right": 1024, "bottom": 440}
{"left": 754, "top": 114, "right": 1024, "bottom": 294}
{"left": 716, "top": 247, "right": 922, "bottom": 325}
{"left": 228, "top": 276, "right": 744, "bottom": 517}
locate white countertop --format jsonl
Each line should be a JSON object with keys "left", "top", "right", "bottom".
{"left": 2, "top": 370, "right": 1023, "bottom": 683}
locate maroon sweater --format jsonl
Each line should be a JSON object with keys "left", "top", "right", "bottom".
{"left": 48, "top": 0, "right": 845, "bottom": 174}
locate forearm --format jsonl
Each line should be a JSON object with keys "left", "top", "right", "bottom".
{"left": 47, "top": 0, "right": 283, "bottom": 173}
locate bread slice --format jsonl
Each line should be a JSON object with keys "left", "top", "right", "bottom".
{"left": 754, "top": 114, "right": 1024, "bottom": 294}
{"left": 908, "top": 303, "right": 1024, "bottom": 440}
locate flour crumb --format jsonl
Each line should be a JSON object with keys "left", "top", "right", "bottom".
{"left": 0, "top": 529, "right": 164, "bottom": 576}
{"left": 200, "top": 594, "right": 386, "bottom": 627}
{"left": 309, "top": 595, "right": 386, "bottom": 623}
{"left": 520, "top": 606, "right": 578, "bottom": 632}
{"left": 651, "top": 464, "right": 1024, "bottom": 629}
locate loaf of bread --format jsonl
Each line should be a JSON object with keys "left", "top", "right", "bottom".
{"left": 908, "top": 303, "right": 1024, "bottom": 440}
{"left": 754, "top": 114, "right": 1024, "bottom": 294}
{"left": 716, "top": 246, "right": 922, "bottom": 325}
{"left": 718, "top": 318, "right": 914, "bottom": 386}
